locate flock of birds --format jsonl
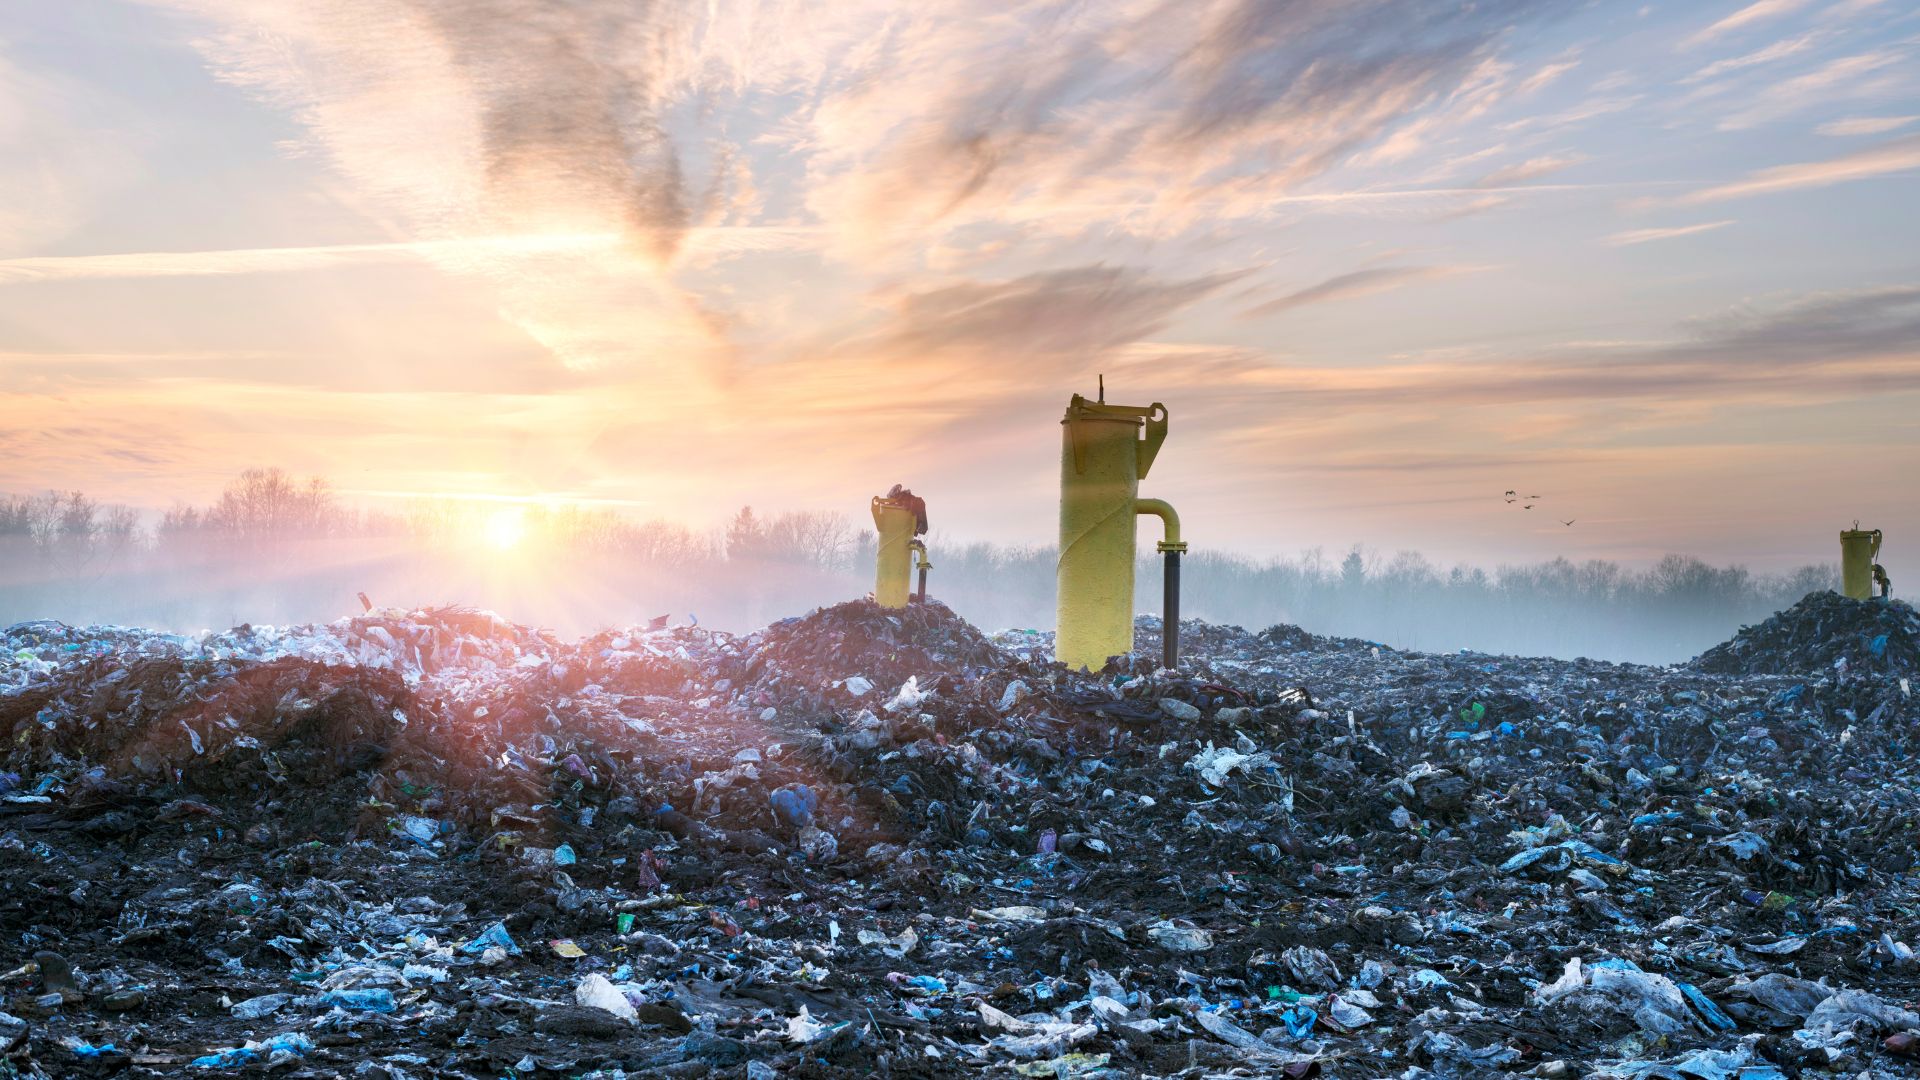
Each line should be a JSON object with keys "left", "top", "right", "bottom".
{"left": 1505, "top": 489, "right": 1575, "bottom": 527}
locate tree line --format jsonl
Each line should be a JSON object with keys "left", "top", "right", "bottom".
{"left": 1, "top": 467, "right": 1837, "bottom": 664}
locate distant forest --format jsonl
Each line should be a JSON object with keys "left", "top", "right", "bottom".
{"left": 2, "top": 468, "right": 1835, "bottom": 664}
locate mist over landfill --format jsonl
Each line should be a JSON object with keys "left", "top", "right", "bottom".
{"left": 6, "top": 0, "right": 1920, "bottom": 1078}
{"left": 0, "top": 468, "right": 1845, "bottom": 666}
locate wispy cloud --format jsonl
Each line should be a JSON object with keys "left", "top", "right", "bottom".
{"left": 1817, "top": 114, "right": 1918, "bottom": 135}
{"left": 1475, "top": 153, "right": 1587, "bottom": 187}
{"left": 1676, "top": 134, "right": 1920, "bottom": 202}
{"left": 1681, "top": 0, "right": 1815, "bottom": 49}
{"left": 1603, "top": 220, "right": 1735, "bottom": 245}
{"left": 0, "top": 45, "right": 144, "bottom": 250}
{"left": 1241, "top": 265, "right": 1486, "bottom": 319}
{"left": 868, "top": 265, "right": 1248, "bottom": 361}
{"left": 0, "top": 229, "right": 824, "bottom": 285}
{"left": 1682, "top": 31, "right": 1821, "bottom": 83}
{"left": 1716, "top": 48, "right": 1909, "bottom": 129}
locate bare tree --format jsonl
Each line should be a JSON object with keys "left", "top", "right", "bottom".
{"left": 207, "top": 468, "right": 339, "bottom": 546}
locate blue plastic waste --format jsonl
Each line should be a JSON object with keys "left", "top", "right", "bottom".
{"left": 459, "top": 920, "right": 521, "bottom": 956}
{"left": 770, "top": 783, "right": 818, "bottom": 829}
{"left": 1680, "top": 982, "right": 1735, "bottom": 1031}
{"left": 1281, "top": 1005, "right": 1317, "bottom": 1038}
{"left": 316, "top": 988, "right": 395, "bottom": 1012}
{"left": 190, "top": 1032, "right": 314, "bottom": 1068}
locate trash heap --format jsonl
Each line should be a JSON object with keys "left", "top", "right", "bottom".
{"left": 3, "top": 593, "right": 1919, "bottom": 1078}
{"left": 1690, "top": 589, "right": 1920, "bottom": 678}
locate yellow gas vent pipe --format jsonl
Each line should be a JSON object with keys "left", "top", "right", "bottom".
{"left": 1136, "top": 498, "right": 1187, "bottom": 669}
{"left": 872, "top": 486, "right": 929, "bottom": 609}
{"left": 910, "top": 539, "right": 932, "bottom": 603}
{"left": 1056, "top": 383, "right": 1185, "bottom": 671}
{"left": 1840, "top": 523, "right": 1884, "bottom": 600}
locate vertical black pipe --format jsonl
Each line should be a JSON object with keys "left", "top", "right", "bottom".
{"left": 917, "top": 565, "right": 929, "bottom": 603}
{"left": 1163, "top": 549, "right": 1181, "bottom": 670}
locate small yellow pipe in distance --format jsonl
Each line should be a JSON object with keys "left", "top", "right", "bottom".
{"left": 872, "top": 498, "right": 918, "bottom": 609}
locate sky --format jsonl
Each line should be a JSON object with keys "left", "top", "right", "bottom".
{"left": 3, "top": 0, "right": 1919, "bottom": 582}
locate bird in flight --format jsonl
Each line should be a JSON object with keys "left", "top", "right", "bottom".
{"left": 1503, "top": 490, "right": 1516, "bottom": 503}
{"left": 1561, "top": 519, "right": 1575, "bottom": 527}
{"left": 1523, "top": 504, "right": 1536, "bottom": 510}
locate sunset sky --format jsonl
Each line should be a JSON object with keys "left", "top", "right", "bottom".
{"left": 4, "top": 0, "right": 1918, "bottom": 580}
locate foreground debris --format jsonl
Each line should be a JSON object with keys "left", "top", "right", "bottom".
{"left": 3, "top": 592, "right": 1918, "bottom": 1078}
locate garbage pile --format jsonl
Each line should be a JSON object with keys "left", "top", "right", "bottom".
{"left": 1690, "top": 589, "right": 1920, "bottom": 678}
{"left": 3, "top": 593, "right": 1919, "bottom": 1078}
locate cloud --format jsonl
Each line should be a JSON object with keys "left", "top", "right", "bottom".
{"left": 139, "top": 0, "right": 764, "bottom": 371}
{"left": 1675, "top": 134, "right": 1920, "bottom": 202}
{"left": 1201, "top": 284, "right": 1920, "bottom": 425}
{"left": 1681, "top": 0, "right": 1815, "bottom": 48}
{"left": 804, "top": 0, "right": 1565, "bottom": 246}
{"left": 1497, "top": 94, "right": 1642, "bottom": 134}
{"left": 1715, "top": 49, "right": 1908, "bottom": 130}
{"left": 1681, "top": 31, "right": 1821, "bottom": 83}
{"left": 1242, "top": 265, "right": 1485, "bottom": 319}
{"left": 867, "top": 265, "right": 1247, "bottom": 360}
{"left": 1475, "top": 153, "right": 1586, "bottom": 187}
{"left": 1602, "top": 220, "right": 1735, "bottom": 245}
{"left": 0, "top": 229, "right": 823, "bottom": 285}
{"left": 1515, "top": 55, "right": 1582, "bottom": 97}
{"left": 1817, "top": 114, "right": 1918, "bottom": 136}
{"left": 129, "top": 0, "right": 1583, "bottom": 370}
{"left": 0, "top": 45, "right": 145, "bottom": 250}
{"left": 1672, "top": 284, "right": 1920, "bottom": 363}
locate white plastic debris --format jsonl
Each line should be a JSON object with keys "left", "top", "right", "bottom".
{"left": 1159, "top": 698, "right": 1201, "bottom": 721}
{"left": 1146, "top": 921, "right": 1213, "bottom": 952}
{"left": 573, "top": 973, "right": 636, "bottom": 1022}
{"left": 786, "top": 1005, "right": 831, "bottom": 1043}
{"left": 997, "top": 680, "right": 1029, "bottom": 712}
{"left": 883, "top": 676, "right": 927, "bottom": 713}
{"left": 1183, "top": 741, "right": 1274, "bottom": 788}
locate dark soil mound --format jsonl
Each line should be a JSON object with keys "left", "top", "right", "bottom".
{"left": 726, "top": 598, "right": 1009, "bottom": 694}
{"left": 1690, "top": 590, "right": 1920, "bottom": 677}
{"left": 0, "top": 654, "right": 410, "bottom": 789}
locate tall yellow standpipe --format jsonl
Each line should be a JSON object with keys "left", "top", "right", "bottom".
{"left": 1840, "top": 524, "right": 1883, "bottom": 600}
{"left": 872, "top": 486, "right": 929, "bottom": 609}
{"left": 1057, "top": 387, "right": 1181, "bottom": 670}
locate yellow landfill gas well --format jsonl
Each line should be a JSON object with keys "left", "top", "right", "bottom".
{"left": 872, "top": 497, "right": 919, "bottom": 609}
{"left": 1056, "top": 393, "right": 1169, "bottom": 671}
{"left": 1841, "top": 526, "right": 1883, "bottom": 600}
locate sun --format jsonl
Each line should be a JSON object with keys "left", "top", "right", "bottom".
{"left": 482, "top": 507, "right": 528, "bottom": 551}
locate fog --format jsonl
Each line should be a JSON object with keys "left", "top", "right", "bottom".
{"left": 3, "top": 470, "right": 1836, "bottom": 665}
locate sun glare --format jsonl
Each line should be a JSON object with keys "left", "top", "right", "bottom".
{"left": 483, "top": 507, "right": 528, "bottom": 551}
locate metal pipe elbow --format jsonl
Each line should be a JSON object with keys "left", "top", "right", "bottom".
{"left": 909, "top": 538, "right": 932, "bottom": 569}
{"left": 1135, "top": 498, "right": 1187, "bottom": 553}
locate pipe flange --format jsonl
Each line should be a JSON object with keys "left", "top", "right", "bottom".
{"left": 1156, "top": 541, "right": 1189, "bottom": 554}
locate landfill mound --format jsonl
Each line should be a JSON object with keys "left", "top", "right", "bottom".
{"left": 998, "top": 616, "right": 1384, "bottom": 670}
{"left": 737, "top": 598, "right": 1007, "bottom": 684}
{"left": 3, "top": 602, "right": 1920, "bottom": 1079}
{"left": 1691, "top": 590, "right": 1920, "bottom": 677}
